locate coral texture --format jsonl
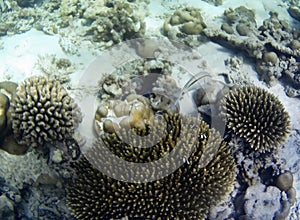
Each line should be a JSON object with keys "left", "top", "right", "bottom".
{"left": 163, "top": 7, "right": 207, "bottom": 46}
{"left": 67, "top": 113, "right": 236, "bottom": 219}
{"left": 84, "top": 0, "right": 146, "bottom": 44}
{"left": 242, "top": 182, "right": 285, "bottom": 220}
{"left": 204, "top": 8, "right": 300, "bottom": 95}
{"left": 221, "top": 86, "right": 290, "bottom": 153}
{"left": 11, "top": 76, "right": 81, "bottom": 147}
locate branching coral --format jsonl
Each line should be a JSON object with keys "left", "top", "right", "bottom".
{"left": 220, "top": 86, "right": 290, "bottom": 153}
{"left": 11, "top": 76, "right": 81, "bottom": 147}
{"left": 67, "top": 112, "right": 236, "bottom": 219}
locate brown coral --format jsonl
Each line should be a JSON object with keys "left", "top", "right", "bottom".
{"left": 67, "top": 113, "right": 236, "bottom": 219}
{"left": 220, "top": 86, "right": 290, "bottom": 153}
{"left": 11, "top": 76, "right": 81, "bottom": 147}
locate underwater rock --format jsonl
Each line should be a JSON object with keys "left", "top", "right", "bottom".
{"left": 243, "top": 182, "right": 282, "bottom": 219}
{"left": 0, "top": 135, "right": 28, "bottom": 155}
{"left": 286, "top": 187, "right": 297, "bottom": 206}
{"left": 221, "top": 23, "right": 234, "bottom": 34}
{"left": 289, "top": 39, "right": 300, "bottom": 50}
{"left": 224, "top": 6, "right": 256, "bottom": 24}
{"left": 0, "top": 24, "right": 9, "bottom": 36}
{"left": 16, "top": 0, "right": 35, "bottom": 8}
{"left": 204, "top": 9, "right": 300, "bottom": 68}
{"left": 94, "top": 94, "right": 155, "bottom": 134}
{"left": 236, "top": 23, "right": 251, "bottom": 36}
{"left": 134, "top": 38, "right": 162, "bottom": 58}
{"left": 276, "top": 171, "right": 294, "bottom": 192}
{"left": 288, "top": 6, "right": 300, "bottom": 22}
{"left": 262, "top": 51, "right": 278, "bottom": 65}
{"left": 0, "top": 194, "right": 15, "bottom": 220}
{"left": 0, "top": 81, "right": 17, "bottom": 102}
{"left": 60, "top": 0, "right": 80, "bottom": 17}
{"left": 0, "top": 81, "right": 25, "bottom": 155}
{"left": 201, "top": 0, "right": 223, "bottom": 6}
{"left": 194, "top": 79, "right": 227, "bottom": 106}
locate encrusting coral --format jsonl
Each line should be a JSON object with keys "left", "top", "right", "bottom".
{"left": 67, "top": 111, "right": 236, "bottom": 219}
{"left": 11, "top": 76, "right": 81, "bottom": 147}
{"left": 220, "top": 86, "right": 290, "bottom": 153}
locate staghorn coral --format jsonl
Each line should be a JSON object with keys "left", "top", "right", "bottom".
{"left": 67, "top": 112, "right": 236, "bottom": 219}
{"left": 220, "top": 86, "right": 290, "bottom": 153}
{"left": 11, "top": 76, "right": 81, "bottom": 147}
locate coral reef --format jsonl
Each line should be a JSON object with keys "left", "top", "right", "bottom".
{"left": 163, "top": 7, "right": 207, "bottom": 46}
{"left": 220, "top": 86, "right": 290, "bottom": 153}
{"left": 83, "top": 0, "right": 146, "bottom": 45}
{"left": 0, "top": 148, "right": 73, "bottom": 219}
{"left": 67, "top": 112, "right": 236, "bottom": 219}
{"left": 204, "top": 7, "right": 300, "bottom": 95}
{"left": 0, "top": 0, "right": 147, "bottom": 52}
{"left": 97, "top": 59, "right": 173, "bottom": 101}
{"left": 11, "top": 76, "right": 81, "bottom": 147}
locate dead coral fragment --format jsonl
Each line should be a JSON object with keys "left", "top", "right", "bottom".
{"left": 67, "top": 113, "right": 236, "bottom": 219}
{"left": 11, "top": 76, "right": 81, "bottom": 147}
{"left": 221, "top": 86, "right": 290, "bottom": 153}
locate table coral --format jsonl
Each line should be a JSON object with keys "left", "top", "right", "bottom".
{"left": 67, "top": 112, "right": 236, "bottom": 219}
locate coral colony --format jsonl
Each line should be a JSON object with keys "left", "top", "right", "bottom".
{"left": 0, "top": 0, "right": 299, "bottom": 219}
